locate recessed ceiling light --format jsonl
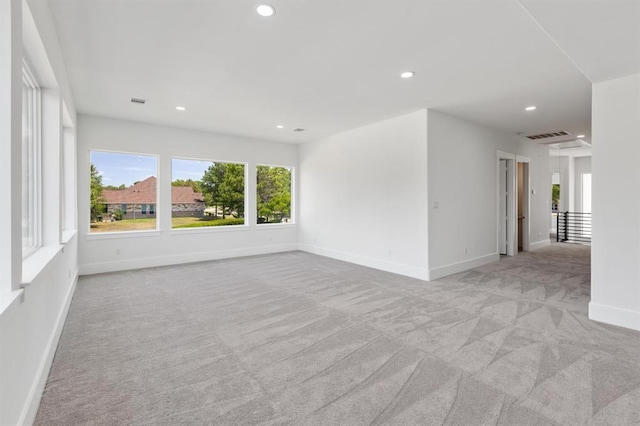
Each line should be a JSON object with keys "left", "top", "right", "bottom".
{"left": 176, "top": 106, "right": 186, "bottom": 111}
{"left": 256, "top": 4, "right": 275, "bottom": 17}
{"left": 400, "top": 71, "right": 415, "bottom": 79}
{"left": 276, "top": 125, "right": 284, "bottom": 129}
{"left": 525, "top": 106, "right": 537, "bottom": 111}
{"left": 576, "top": 134, "right": 585, "bottom": 138}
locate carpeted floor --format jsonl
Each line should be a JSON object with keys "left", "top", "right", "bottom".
{"left": 36, "top": 244, "right": 640, "bottom": 425}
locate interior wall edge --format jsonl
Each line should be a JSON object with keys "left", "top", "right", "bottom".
{"left": 298, "top": 243, "right": 430, "bottom": 282}
{"left": 589, "top": 301, "right": 640, "bottom": 332}
{"left": 428, "top": 252, "right": 499, "bottom": 281}
{"left": 529, "top": 239, "right": 551, "bottom": 251}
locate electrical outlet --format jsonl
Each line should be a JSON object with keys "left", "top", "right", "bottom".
{"left": 464, "top": 248, "right": 468, "bottom": 255}
{"left": 116, "top": 249, "right": 121, "bottom": 255}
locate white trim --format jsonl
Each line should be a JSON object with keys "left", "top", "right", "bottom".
{"left": 79, "top": 243, "right": 298, "bottom": 275}
{"left": 171, "top": 156, "right": 249, "bottom": 222}
{"left": 589, "top": 302, "right": 640, "bottom": 332}
{"left": 528, "top": 239, "right": 551, "bottom": 251}
{"left": 86, "top": 230, "right": 162, "bottom": 240}
{"left": 299, "top": 243, "right": 430, "bottom": 281}
{"left": 170, "top": 224, "right": 250, "bottom": 235}
{"left": 496, "top": 151, "right": 516, "bottom": 256}
{"left": 256, "top": 164, "right": 295, "bottom": 225}
{"left": 22, "top": 61, "right": 42, "bottom": 259}
{"left": 20, "top": 271, "right": 78, "bottom": 426}
{"left": 429, "top": 252, "right": 499, "bottom": 280}
{"left": 88, "top": 150, "right": 160, "bottom": 233}
{"left": 255, "top": 223, "right": 296, "bottom": 230}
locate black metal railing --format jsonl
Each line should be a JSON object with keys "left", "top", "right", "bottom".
{"left": 557, "top": 212, "right": 591, "bottom": 244}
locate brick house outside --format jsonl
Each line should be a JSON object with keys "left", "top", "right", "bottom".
{"left": 101, "top": 176, "right": 204, "bottom": 219}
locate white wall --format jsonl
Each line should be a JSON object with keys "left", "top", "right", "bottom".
{"left": 0, "top": 0, "right": 79, "bottom": 424}
{"left": 573, "top": 156, "right": 591, "bottom": 211}
{"left": 557, "top": 156, "right": 575, "bottom": 212}
{"left": 0, "top": 238, "right": 78, "bottom": 426}
{"left": 298, "top": 110, "right": 430, "bottom": 280}
{"left": 77, "top": 115, "right": 299, "bottom": 274}
{"left": 590, "top": 72, "right": 640, "bottom": 331}
{"left": 427, "top": 109, "right": 551, "bottom": 279}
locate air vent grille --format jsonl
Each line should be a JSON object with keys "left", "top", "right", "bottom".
{"left": 130, "top": 98, "right": 147, "bottom": 104}
{"left": 293, "top": 128, "right": 305, "bottom": 132}
{"left": 526, "top": 131, "right": 570, "bottom": 140}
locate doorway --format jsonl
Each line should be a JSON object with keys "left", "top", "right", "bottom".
{"left": 497, "top": 152, "right": 530, "bottom": 256}
{"left": 517, "top": 161, "right": 530, "bottom": 252}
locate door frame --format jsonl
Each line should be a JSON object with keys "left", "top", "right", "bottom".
{"left": 517, "top": 155, "right": 531, "bottom": 252}
{"left": 497, "top": 151, "right": 516, "bottom": 256}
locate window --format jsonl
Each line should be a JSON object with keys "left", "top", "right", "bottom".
{"left": 171, "top": 158, "right": 245, "bottom": 228}
{"left": 89, "top": 151, "right": 158, "bottom": 233}
{"left": 22, "top": 64, "right": 41, "bottom": 256}
{"left": 256, "top": 165, "right": 292, "bottom": 224}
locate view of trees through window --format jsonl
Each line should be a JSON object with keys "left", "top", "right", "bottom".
{"left": 257, "top": 165, "right": 292, "bottom": 224}
{"left": 171, "top": 158, "right": 245, "bottom": 228}
{"left": 90, "top": 154, "right": 293, "bottom": 232}
{"left": 90, "top": 151, "right": 158, "bottom": 233}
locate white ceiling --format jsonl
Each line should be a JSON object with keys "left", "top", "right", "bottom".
{"left": 518, "top": 0, "right": 640, "bottom": 84}
{"left": 45, "top": 0, "right": 637, "bottom": 144}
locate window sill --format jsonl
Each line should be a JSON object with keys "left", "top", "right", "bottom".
{"left": 0, "top": 289, "right": 24, "bottom": 318}
{"left": 22, "top": 244, "right": 62, "bottom": 285}
{"left": 255, "top": 223, "right": 297, "bottom": 230}
{"left": 86, "top": 230, "right": 162, "bottom": 240}
{"left": 170, "top": 225, "right": 250, "bottom": 235}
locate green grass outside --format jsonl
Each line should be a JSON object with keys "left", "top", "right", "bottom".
{"left": 89, "top": 216, "right": 244, "bottom": 232}
{"left": 172, "top": 216, "right": 244, "bottom": 228}
{"left": 90, "top": 218, "right": 157, "bottom": 232}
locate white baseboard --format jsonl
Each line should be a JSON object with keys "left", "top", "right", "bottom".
{"left": 589, "top": 302, "right": 640, "bottom": 332}
{"left": 21, "top": 271, "right": 78, "bottom": 426}
{"left": 298, "top": 244, "right": 430, "bottom": 281}
{"left": 529, "top": 239, "right": 551, "bottom": 251}
{"left": 79, "top": 244, "right": 299, "bottom": 275}
{"left": 429, "top": 253, "right": 499, "bottom": 280}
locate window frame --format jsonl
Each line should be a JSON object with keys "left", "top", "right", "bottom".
{"left": 88, "top": 149, "right": 160, "bottom": 235}
{"left": 170, "top": 156, "right": 248, "bottom": 231}
{"left": 256, "top": 163, "right": 295, "bottom": 226}
{"left": 22, "top": 61, "right": 42, "bottom": 258}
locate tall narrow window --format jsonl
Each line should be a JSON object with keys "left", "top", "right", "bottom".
{"left": 256, "top": 165, "right": 293, "bottom": 224}
{"left": 22, "top": 64, "right": 41, "bottom": 256}
{"left": 89, "top": 151, "right": 158, "bottom": 233}
{"left": 171, "top": 158, "right": 245, "bottom": 228}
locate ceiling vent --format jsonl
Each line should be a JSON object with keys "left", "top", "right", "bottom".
{"left": 130, "top": 98, "right": 147, "bottom": 104}
{"left": 293, "top": 128, "right": 305, "bottom": 132}
{"left": 525, "top": 131, "right": 570, "bottom": 140}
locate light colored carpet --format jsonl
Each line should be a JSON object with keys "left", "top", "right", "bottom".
{"left": 36, "top": 245, "right": 640, "bottom": 425}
